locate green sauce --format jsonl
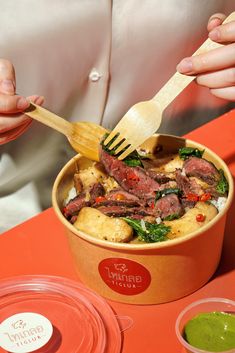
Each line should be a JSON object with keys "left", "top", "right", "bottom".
{"left": 184, "top": 311, "right": 235, "bottom": 352}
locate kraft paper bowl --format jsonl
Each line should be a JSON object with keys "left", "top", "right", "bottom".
{"left": 52, "top": 134, "right": 234, "bottom": 305}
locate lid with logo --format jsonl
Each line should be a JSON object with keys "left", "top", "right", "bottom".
{"left": 0, "top": 275, "right": 121, "bottom": 353}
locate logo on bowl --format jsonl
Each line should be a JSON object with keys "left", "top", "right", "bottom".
{"left": 98, "top": 258, "right": 151, "bottom": 295}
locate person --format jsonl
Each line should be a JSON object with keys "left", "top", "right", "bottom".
{"left": 1, "top": 1, "right": 235, "bottom": 233}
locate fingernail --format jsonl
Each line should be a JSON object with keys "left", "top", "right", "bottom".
{"left": 209, "top": 28, "right": 220, "bottom": 41}
{"left": 35, "top": 96, "right": 45, "bottom": 105}
{"left": 17, "top": 97, "right": 29, "bottom": 110}
{"left": 177, "top": 58, "right": 193, "bottom": 73}
{"left": 209, "top": 16, "right": 221, "bottom": 24}
{"left": 0, "top": 79, "right": 15, "bottom": 94}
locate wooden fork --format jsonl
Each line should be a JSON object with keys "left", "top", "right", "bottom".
{"left": 104, "top": 12, "right": 235, "bottom": 160}
{"left": 25, "top": 103, "right": 107, "bottom": 161}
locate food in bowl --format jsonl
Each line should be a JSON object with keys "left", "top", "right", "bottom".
{"left": 62, "top": 135, "right": 229, "bottom": 244}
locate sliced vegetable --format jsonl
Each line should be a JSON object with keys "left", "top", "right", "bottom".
{"left": 122, "top": 150, "right": 143, "bottom": 167}
{"left": 196, "top": 213, "right": 206, "bottom": 222}
{"left": 122, "top": 217, "right": 170, "bottom": 243}
{"left": 114, "top": 193, "right": 126, "bottom": 201}
{"left": 95, "top": 196, "right": 107, "bottom": 203}
{"left": 216, "top": 169, "right": 229, "bottom": 194}
{"left": 179, "top": 147, "right": 204, "bottom": 160}
{"left": 127, "top": 172, "right": 140, "bottom": 181}
{"left": 186, "top": 193, "right": 199, "bottom": 202}
{"left": 199, "top": 193, "right": 211, "bottom": 202}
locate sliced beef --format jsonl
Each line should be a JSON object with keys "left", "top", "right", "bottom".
{"left": 63, "top": 193, "right": 90, "bottom": 218}
{"left": 141, "top": 155, "right": 175, "bottom": 169}
{"left": 158, "top": 180, "right": 178, "bottom": 191}
{"left": 184, "top": 157, "right": 220, "bottom": 185}
{"left": 95, "top": 206, "right": 138, "bottom": 217}
{"left": 181, "top": 199, "right": 196, "bottom": 210}
{"left": 70, "top": 215, "right": 78, "bottom": 224}
{"left": 154, "top": 194, "right": 184, "bottom": 219}
{"left": 89, "top": 182, "right": 105, "bottom": 203}
{"left": 100, "top": 149, "right": 160, "bottom": 199}
{"left": 175, "top": 169, "right": 202, "bottom": 196}
{"left": 107, "top": 188, "right": 141, "bottom": 202}
{"left": 93, "top": 199, "right": 140, "bottom": 209}
{"left": 146, "top": 170, "right": 172, "bottom": 184}
{"left": 96, "top": 205, "right": 158, "bottom": 218}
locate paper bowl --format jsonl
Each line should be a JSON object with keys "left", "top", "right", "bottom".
{"left": 52, "top": 134, "right": 234, "bottom": 304}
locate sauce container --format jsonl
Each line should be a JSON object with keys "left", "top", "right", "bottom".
{"left": 175, "top": 297, "right": 235, "bottom": 353}
{"left": 52, "top": 134, "right": 234, "bottom": 304}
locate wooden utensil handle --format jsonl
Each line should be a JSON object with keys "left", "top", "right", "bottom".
{"left": 153, "top": 11, "right": 235, "bottom": 110}
{"left": 25, "top": 103, "right": 73, "bottom": 136}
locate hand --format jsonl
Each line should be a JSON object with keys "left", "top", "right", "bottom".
{"left": 0, "top": 59, "right": 44, "bottom": 144}
{"left": 177, "top": 13, "right": 235, "bottom": 101}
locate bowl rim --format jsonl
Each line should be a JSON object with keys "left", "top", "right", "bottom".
{"left": 52, "top": 134, "right": 234, "bottom": 251}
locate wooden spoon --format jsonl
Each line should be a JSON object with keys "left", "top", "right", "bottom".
{"left": 25, "top": 103, "right": 107, "bottom": 161}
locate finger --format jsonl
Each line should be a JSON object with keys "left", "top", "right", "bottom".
{"left": 0, "top": 95, "right": 44, "bottom": 132}
{"left": 0, "top": 113, "right": 32, "bottom": 133}
{"left": 210, "top": 86, "right": 235, "bottom": 101}
{"left": 0, "top": 93, "right": 29, "bottom": 113}
{"left": 0, "top": 59, "right": 16, "bottom": 95}
{"left": 177, "top": 43, "right": 235, "bottom": 75}
{"left": 0, "top": 119, "right": 32, "bottom": 145}
{"left": 196, "top": 67, "right": 235, "bottom": 88}
{"left": 207, "top": 13, "right": 226, "bottom": 32}
{"left": 209, "top": 21, "right": 235, "bottom": 43}
{"left": 27, "top": 95, "right": 45, "bottom": 105}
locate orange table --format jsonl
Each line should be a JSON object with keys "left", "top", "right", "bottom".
{"left": 1, "top": 110, "right": 235, "bottom": 353}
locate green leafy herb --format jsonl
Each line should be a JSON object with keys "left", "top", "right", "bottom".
{"left": 101, "top": 133, "right": 143, "bottom": 167}
{"left": 179, "top": 147, "right": 204, "bottom": 160}
{"left": 216, "top": 169, "right": 229, "bottom": 194}
{"left": 122, "top": 150, "right": 143, "bottom": 167}
{"left": 163, "top": 213, "right": 180, "bottom": 221}
{"left": 155, "top": 188, "right": 181, "bottom": 202}
{"left": 101, "top": 133, "right": 120, "bottom": 156}
{"left": 122, "top": 218, "right": 170, "bottom": 243}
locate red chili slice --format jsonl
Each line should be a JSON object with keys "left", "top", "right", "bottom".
{"left": 196, "top": 213, "right": 206, "bottom": 222}
{"left": 95, "top": 196, "right": 107, "bottom": 203}
{"left": 114, "top": 193, "right": 126, "bottom": 201}
{"left": 186, "top": 193, "right": 199, "bottom": 202}
{"left": 127, "top": 172, "right": 140, "bottom": 181}
{"left": 199, "top": 193, "right": 211, "bottom": 202}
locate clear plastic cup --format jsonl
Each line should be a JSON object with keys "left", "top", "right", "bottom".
{"left": 175, "top": 297, "right": 235, "bottom": 353}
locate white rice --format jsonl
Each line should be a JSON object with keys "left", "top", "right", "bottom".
{"left": 155, "top": 217, "right": 162, "bottom": 224}
{"left": 140, "top": 219, "right": 147, "bottom": 232}
{"left": 210, "top": 197, "right": 227, "bottom": 212}
{"left": 65, "top": 187, "right": 77, "bottom": 205}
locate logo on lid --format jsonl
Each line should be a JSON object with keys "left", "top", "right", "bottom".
{"left": 98, "top": 258, "right": 151, "bottom": 295}
{"left": 0, "top": 312, "right": 53, "bottom": 353}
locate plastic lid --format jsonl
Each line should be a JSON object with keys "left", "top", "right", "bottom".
{"left": 0, "top": 275, "right": 122, "bottom": 353}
